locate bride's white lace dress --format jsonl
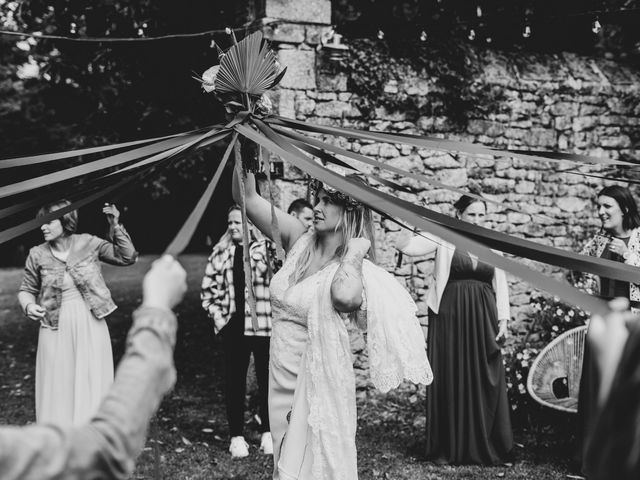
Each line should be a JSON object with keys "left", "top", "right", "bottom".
{"left": 268, "top": 232, "right": 433, "bottom": 480}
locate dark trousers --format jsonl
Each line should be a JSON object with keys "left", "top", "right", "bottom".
{"left": 221, "top": 315, "right": 270, "bottom": 437}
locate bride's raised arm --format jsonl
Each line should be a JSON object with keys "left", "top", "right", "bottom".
{"left": 232, "top": 167, "right": 307, "bottom": 253}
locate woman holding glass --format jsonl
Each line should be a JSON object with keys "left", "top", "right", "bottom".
{"left": 577, "top": 185, "right": 640, "bottom": 475}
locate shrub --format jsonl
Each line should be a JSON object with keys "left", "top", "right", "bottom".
{"left": 503, "top": 294, "right": 588, "bottom": 427}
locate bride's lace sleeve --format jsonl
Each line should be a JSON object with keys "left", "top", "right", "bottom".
{"left": 362, "top": 261, "right": 433, "bottom": 392}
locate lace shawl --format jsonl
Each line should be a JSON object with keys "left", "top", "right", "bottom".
{"left": 305, "top": 260, "right": 433, "bottom": 480}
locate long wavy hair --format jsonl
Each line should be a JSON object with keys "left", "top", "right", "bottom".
{"left": 291, "top": 192, "right": 376, "bottom": 284}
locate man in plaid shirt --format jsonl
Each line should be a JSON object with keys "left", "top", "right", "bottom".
{"left": 201, "top": 205, "right": 273, "bottom": 458}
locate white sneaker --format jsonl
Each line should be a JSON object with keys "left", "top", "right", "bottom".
{"left": 260, "top": 432, "right": 273, "bottom": 455}
{"left": 229, "top": 436, "right": 249, "bottom": 458}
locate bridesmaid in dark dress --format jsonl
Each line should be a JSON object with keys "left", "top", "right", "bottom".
{"left": 577, "top": 185, "right": 640, "bottom": 476}
{"left": 397, "top": 195, "right": 513, "bottom": 465}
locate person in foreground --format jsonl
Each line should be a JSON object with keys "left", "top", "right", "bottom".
{"left": 18, "top": 200, "right": 138, "bottom": 426}
{"left": 234, "top": 169, "right": 432, "bottom": 480}
{"left": 396, "top": 195, "right": 513, "bottom": 465}
{"left": 584, "top": 297, "right": 640, "bottom": 480}
{"left": 0, "top": 254, "right": 187, "bottom": 480}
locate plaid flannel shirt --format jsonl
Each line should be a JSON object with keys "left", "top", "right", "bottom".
{"left": 201, "top": 239, "right": 272, "bottom": 336}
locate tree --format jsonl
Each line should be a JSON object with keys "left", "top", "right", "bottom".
{"left": 0, "top": 0, "right": 255, "bottom": 259}
{"left": 333, "top": 0, "right": 640, "bottom": 62}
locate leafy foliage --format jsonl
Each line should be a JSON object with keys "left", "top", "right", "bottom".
{"left": 334, "top": 38, "right": 504, "bottom": 126}
{"left": 331, "top": 0, "right": 640, "bottom": 127}
{"left": 527, "top": 295, "right": 590, "bottom": 343}
{"left": 0, "top": 0, "right": 250, "bottom": 160}
{"left": 0, "top": 0, "right": 248, "bottom": 256}
{"left": 333, "top": 0, "right": 640, "bottom": 63}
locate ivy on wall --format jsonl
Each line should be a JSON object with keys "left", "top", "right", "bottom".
{"left": 332, "top": 38, "right": 506, "bottom": 128}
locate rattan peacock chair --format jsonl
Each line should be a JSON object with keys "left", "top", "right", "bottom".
{"left": 527, "top": 325, "right": 588, "bottom": 413}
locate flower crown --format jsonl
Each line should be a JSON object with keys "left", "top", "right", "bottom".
{"left": 309, "top": 176, "right": 366, "bottom": 212}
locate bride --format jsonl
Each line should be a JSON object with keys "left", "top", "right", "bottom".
{"left": 233, "top": 169, "right": 432, "bottom": 480}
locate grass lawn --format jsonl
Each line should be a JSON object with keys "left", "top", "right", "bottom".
{"left": 0, "top": 255, "right": 575, "bottom": 479}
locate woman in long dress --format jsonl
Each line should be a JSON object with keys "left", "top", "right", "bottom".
{"left": 18, "top": 200, "right": 137, "bottom": 426}
{"left": 577, "top": 185, "right": 640, "bottom": 475}
{"left": 234, "top": 170, "right": 432, "bottom": 479}
{"left": 397, "top": 195, "right": 513, "bottom": 465}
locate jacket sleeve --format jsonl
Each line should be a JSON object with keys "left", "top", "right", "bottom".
{"left": 96, "top": 224, "right": 138, "bottom": 266}
{"left": 624, "top": 229, "right": 640, "bottom": 268}
{"left": 18, "top": 248, "right": 40, "bottom": 296}
{"left": 624, "top": 251, "right": 640, "bottom": 267}
{"left": 250, "top": 240, "right": 271, "bottom": 279}
{"left": 0, "top": 306, "right": 176, "bottom": 480}
{"left": 200, "top": 252, "right": 226, "bottom": 329}
{"left": 492, "top": 261, "right": 511, "bottom": 321}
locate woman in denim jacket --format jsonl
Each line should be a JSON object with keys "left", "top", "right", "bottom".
{"left": 18, "top": 200, "right": 138, "bottom": 426}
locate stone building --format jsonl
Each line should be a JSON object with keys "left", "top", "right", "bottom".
{"left": 251, "top": 0, "right": 640, "bottom": 340}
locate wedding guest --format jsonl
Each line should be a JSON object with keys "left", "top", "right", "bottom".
{"left": 18, "top": 200, "right": 137, "bottom": 426}
{"left": 201, "top": 205, "right": 273, "bottom": 458}
{"left": 234, "top": 169, "right": 432, "bottom": 479}
{"left": 1, "top": 254, "right": 186, "bottom": 480}
{"left": 287, "top": 198, "right": 314, "bottom": 230}
{"left": 397, "top": 194, "right": 513, "bottom": 465}
{"left": 576, "top": 185, "right": 640, "bottom": 474}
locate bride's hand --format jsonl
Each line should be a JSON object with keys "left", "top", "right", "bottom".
{"left": 395, "top": 229, "right": 413, "bottom": 254}
{"left": 345, "top": 238, "right": 371, "bottom": 259}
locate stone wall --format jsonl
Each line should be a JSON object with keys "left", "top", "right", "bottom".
{"left": 258, "top": 2, "right": 640, "bottom": 341}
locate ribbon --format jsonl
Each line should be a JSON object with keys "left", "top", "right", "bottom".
{"left": 272, "top": 125, "right": 503, "bottom": 207}
{"left": 266, "top": 116, "right": 636, "bottom": 166}
{"left": 234, "top": 141, "right": 260, "bottom": 332}
{"left": 258, "top": 145, "right": 286, "bottom": 263}
{"left": 281, "top": 132, "right": 432, "bottom": 195}
{"left": 0, "top": 134, "right": 201, "bottom": 199}
{"left": 0, "top": 130, "right": 227, "bottom": 244}
{"left": 164, "top": 133, "right": 238, "bottom": 255}
{"left": 0, "top": 127, "right": 218, "bottom": 168}
{"left": 0, "top": 170, "right": 143, "bottom": 244}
